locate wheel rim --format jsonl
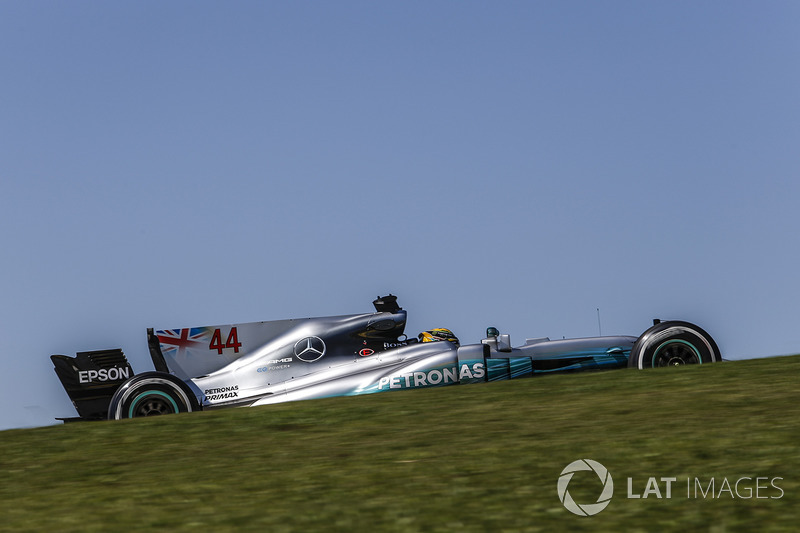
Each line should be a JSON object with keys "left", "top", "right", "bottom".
{"left": 652, "top": 339, "right": 701, "bottom": 367}
{"left": 129, "top": 391, "right": 179, "bottom": 417}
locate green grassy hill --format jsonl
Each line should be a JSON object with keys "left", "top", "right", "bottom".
{"left": 2, "top": 355, "right": 798, "bottom": 532}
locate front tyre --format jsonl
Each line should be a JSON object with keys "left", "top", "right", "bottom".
{"left": 108, "top": 372, "right": 200, "bottom": 420}
{"left": 629, "top": 321, "right": 721, "bottom": 369}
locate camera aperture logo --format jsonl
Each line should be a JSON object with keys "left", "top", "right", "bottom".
{"left": 557, "top": 459, "right": 614, "bottom": 516}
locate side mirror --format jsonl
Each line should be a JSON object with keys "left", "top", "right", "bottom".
{"left": 496, "top": 334, "right": 512, "bottom": 352}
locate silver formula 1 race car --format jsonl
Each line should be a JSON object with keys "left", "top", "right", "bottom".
{"left": 51, "top": 295, "right": 721, "bottom": 421}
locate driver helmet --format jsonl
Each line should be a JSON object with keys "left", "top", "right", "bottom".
{"left": 419, "top": 328, "right": 460, "bottom": 347}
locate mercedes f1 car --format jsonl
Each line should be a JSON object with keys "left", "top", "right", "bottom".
{"left": 51, "top": 295, "right": 721, "bottom": 421}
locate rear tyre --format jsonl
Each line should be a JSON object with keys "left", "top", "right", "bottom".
{"left": 629, "top": 321, "right": 721, "bottom": 369}
{"left": 108, "top": 372, "right": 200, "bottom": 420}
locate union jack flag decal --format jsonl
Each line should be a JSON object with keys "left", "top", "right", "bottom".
{"left": 156, "top": 327, "right": 212, "bottom": 358}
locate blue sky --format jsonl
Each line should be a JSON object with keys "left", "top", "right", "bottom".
{"left": 1, "top": 1, "right": 798, "bottom": 430}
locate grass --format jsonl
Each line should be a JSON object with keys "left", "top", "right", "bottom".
{"left": 1, "top": 355, "right": 799, "bottom": 532}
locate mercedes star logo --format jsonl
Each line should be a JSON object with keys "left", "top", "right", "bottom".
{"left": 294, "top": 336, "right": 326, "bottom": 362}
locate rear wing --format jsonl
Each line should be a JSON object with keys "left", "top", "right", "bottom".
{"left": 51, "top": 349, "right": 134, "bottom": 421}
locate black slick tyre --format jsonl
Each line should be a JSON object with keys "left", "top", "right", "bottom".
{"left": 107, "top": 372, "right": 200, "bottom": 419}
{"left": 629, "top": 321, "right": 721, "bottom": 369}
